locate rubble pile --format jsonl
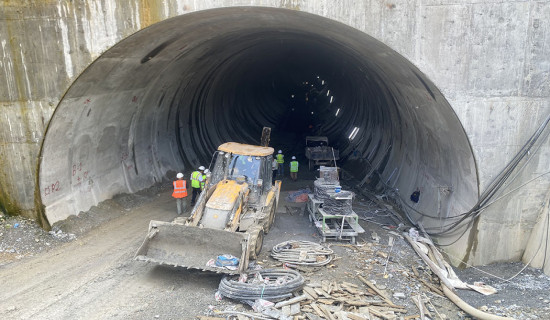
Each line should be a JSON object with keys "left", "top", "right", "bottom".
{"left": 0, "top": 212, "right": 75, "bottom": 265}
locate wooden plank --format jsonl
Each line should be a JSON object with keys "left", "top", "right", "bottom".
{"left": 290, "top": 303, "right": 301, "bottom": 316}
{"left": 411, "top": 265, "right": 420, "bottom": 277}
{"left": 304, "top": 286, "right": 319, "bottom": 299}
{"left": 346, "top": 313, "right": 368, "bottom": 320}
{"left": 342, "top": 281, "right": 358, "bottom": 288}
{"left": 282, "top": 305, "right": 291, "bottom": 316}
{"left": 311, "top": 303, "right": 326, "bottom": 319}
{"left": 368, "top": 308, "right": 396, "bottom": 320}
{"left": 315, "top": 288, "right": 332, "bottom": 298}
{"left": 317, "top": 298, "right": 335, "bottom": 305}
{"left": 341, "top": 283, "right": 361, "bottom": 295}
{"left": 357, "top": 275, "right": 400, "bottom": 308}
{"left": 418, "top": 278, "right": 444, "bottom": 296}
{"left": 305, "top": 312, "right": 324, "bottom": 320}
{"left": 319, "top": 304, "right": 337, "bottom": 320}
{"left": 275, "top": 294, "right": 308, "bottom": 308}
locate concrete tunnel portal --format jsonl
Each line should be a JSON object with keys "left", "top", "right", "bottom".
{"left": 39, "top": 7, "right": 478, "bottom": 248}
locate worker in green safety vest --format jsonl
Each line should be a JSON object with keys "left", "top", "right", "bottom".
{"left": 276, "top": 150, "right": 284, "bottom": 177}
{"left": 190, "top": 166, "right": 205, "bottom": 205}
{"left": 290, "top": 156, "right": 299, "bottom": 181}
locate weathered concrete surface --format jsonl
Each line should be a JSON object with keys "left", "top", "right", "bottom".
{"left": 0, "top": 0, "right": 549, "bottom": 271}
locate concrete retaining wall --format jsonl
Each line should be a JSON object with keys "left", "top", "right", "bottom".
{"left": 0, "top": 0, "right": 549, "bottom": 269}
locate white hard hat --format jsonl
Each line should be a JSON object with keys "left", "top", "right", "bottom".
{"left": 278, "top": 150, "right": 282, "bottom": 154}
{"left": 176, "top": 172, "right": 183, "bottom": 178}
{"left": 198, "top": 166, "right": 205, "bottom": 171}
{"left": 204, "top": 169, "right": 210, "bottom": 174}
{"left": 292, "top": 156, "right": 296, "bottom": 160}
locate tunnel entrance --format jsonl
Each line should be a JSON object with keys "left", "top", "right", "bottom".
{"left": 38, "top": 7, "right": 478, "bottom": 247}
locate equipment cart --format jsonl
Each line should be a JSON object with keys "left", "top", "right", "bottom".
{"left": 307, "top": 194, "right": 364, "bottom": 244}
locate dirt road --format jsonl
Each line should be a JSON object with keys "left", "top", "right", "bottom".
{"left": 0, "top": 192, "right": 220, "bottom": 319}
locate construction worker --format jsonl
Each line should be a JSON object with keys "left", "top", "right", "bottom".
{"left": 201, "top": 169, "right": 210, "bottom": 190}
{"left": 272, "top": 156, "right": 279, "bottom": 182}
{"left": 276, "top": 150, "right": 284, "bottom": 177}
{"left": 190, "top": 166, "right": 205, "bottom": 205}
{"left": 172, "top": 172, "right": 188, "bottom": 215}
{"left": 290, "top": 156, "right": 299, "bottom": 181}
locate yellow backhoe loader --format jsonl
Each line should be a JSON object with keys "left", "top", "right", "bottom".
{"left": 135, "top": 130, "right": 281, "bottom": 274}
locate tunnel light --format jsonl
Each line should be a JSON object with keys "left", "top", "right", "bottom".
{"left": 349, "top": 127, "right": 359, "bottom": 140}
{"left": 330, "top": 96, "right": 333, "bottom": 103}
{"left": 311, "top": 112, "right": 314, "bottom": 115}
{"left": 291, "top": 94, "right": 294, "bottom": 98}
{"left": 326, "top": 90, "right": 330, "bottom": 96}
{"left": 335, "top": 108, "right": 340, "bottom": 116}
{"left": 322, "top": 80, "right": 325, "bottom": 85}
{"left": 317, "top": 75, "right": 320, "bottom": 78}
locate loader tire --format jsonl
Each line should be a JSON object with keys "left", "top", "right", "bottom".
{"left": 248, "top": 227, "right": 264, "bottom": 260}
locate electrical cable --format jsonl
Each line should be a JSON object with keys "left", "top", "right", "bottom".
{"left": 218, "top": 269, "right": 304, "bottom": 302}
{"left": 270, "top": 240, "right": 334, "bottom": 266}
{"left": 407, "top": 114, "right": 550, "bottom": 237}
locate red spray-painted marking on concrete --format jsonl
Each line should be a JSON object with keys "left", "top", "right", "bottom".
{"left": 43, "top": 181, "right": 60, "bottom": 196}
{"left": 72, "top": 162, "right": 82, "bottom": 176}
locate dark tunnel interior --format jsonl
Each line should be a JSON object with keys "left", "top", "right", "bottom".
{"left": 178, "top": 35, "right": 380, "bottom": 164}
{"left": 39, "top": 7, "right": 478, "bottom": 246}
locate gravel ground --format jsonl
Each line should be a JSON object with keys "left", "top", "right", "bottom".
{"left": 0, "top": 178, "right": 549, "bottom": 319}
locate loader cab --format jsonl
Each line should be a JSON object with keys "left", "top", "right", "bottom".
{"left": 209, "top": 143, "right": 274, "bottom": 201}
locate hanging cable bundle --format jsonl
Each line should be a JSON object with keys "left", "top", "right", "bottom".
{"left": 218, "top": 268, "right": 304, "bottom": 301}
{"left": 271, "top": 240, "right": 334, "bottom": 266}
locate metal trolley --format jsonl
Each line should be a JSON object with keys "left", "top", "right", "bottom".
{"left": 307, "top": 194, "right": 364, "bottom": 244}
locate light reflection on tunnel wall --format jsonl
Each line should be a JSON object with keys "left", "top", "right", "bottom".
{"left": 39, "top": 8, "right": 477, "bottom": 250}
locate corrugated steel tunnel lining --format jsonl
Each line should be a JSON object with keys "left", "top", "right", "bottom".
{"left": 39, "top": 8, "right": 478, "bottom": 244}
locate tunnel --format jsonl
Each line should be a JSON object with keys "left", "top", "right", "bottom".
{"left": 38, "top": 7, "right": 478, "bottom": 248}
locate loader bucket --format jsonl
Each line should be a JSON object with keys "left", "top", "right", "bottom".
{"left": 134, "top": 220, "right": 250, "bottom": 274}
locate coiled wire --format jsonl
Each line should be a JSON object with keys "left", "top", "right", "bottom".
{"left": 271, "top": 240, "right": 334, "bottom": 266}
{"left": 218, "top": 268, "right": 304, "bottom": 301}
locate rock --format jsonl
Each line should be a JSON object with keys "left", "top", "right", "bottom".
{"left": 392, "top": 292, "right": 405, "bottom": 299}
{"left": 495, "top": 300, "right": 502, "bottom": 304}
{"left": 7, "top": 306, "right": 16, "bottom": 312}
{"left": 376, "top": 284, "right": 387, "bottom": 290}
{"left": 480, "top": 306, "right": 488, "bottom": 312}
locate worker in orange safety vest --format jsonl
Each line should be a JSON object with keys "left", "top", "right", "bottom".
{"left": 173, "top": 172, "right": 188, "bottom": 215}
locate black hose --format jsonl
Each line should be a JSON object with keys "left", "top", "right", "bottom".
{"left": 218, "top": 268, "right": 304, "bottom": 302}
